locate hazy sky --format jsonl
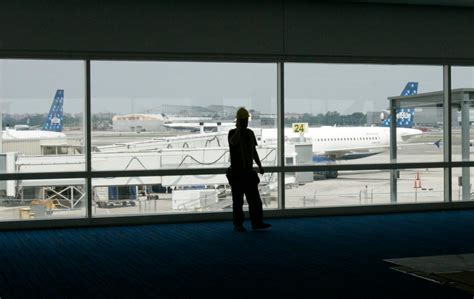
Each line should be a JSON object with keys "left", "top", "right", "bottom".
{"left": 0, "top": 60, "right": 472, "bottom": 115}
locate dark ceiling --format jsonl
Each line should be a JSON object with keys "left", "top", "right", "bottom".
{"left": 346, "top": 0, "right": 474, "bottom": 7}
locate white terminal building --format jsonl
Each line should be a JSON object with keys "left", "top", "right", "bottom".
{"left": 112, "top": 113, "right": 167, "bottom": 132}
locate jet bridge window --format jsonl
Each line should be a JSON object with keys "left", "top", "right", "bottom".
{"left": 42, "top": 146, "right": 70, "bottom": 155}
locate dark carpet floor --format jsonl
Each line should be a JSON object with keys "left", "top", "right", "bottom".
{"left": 1, "top": 210, "right": 474, "bottom": 298}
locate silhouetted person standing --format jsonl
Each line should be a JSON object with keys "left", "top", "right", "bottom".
{"left": 227, "top": 107, "right": 271, "bottom": 232}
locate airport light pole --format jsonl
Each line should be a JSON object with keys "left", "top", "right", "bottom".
{"left": 461, "top": 93, "right": 470, "bottom": 201}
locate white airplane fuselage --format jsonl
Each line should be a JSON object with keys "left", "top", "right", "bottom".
{"left": 2, "top": 128, "right": 66, "bottom": 141}
{"left": 260, "top": 126, "right": 422, "bottom": 160}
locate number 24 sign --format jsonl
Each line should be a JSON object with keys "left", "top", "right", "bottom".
{"left": 292, "top": 123, "right": 308, "bottom": 133}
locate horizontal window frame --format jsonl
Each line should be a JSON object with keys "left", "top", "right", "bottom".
{"left": 1, "top": 51, "right": 474, "bottom": 66}
{"left": 4, "top": 161, "right": 474, "bottom": 181}
{"left": 1, "top": 201, "right": 474, "bottom": 232}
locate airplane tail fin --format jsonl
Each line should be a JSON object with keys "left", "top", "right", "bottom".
{"left": 380, "top": 82, "right": 418, "bottom": 128}
{"left": 400, "top": 82, "right": 418, "bottom": 96}
{"left": 42, "top": 89, "right": 64, "bottom": 132}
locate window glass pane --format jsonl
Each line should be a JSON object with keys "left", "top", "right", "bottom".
{"left": 92, "top": 173, "right": 278, "bottom": 216}
{"left": 0, "top": 179, "right": 86, "bottom": 221}
{"left": 452, "top": 167, "right": 474, "bottom": 201}
{"left": 397, "top": 168, "right": 443, "bottom": 203}
{"left": 284, "top": 63, "right": 443, "bottom": 166}
{"left": 0, "top": 60, "right": 85, "bottom": 172}
{"left": 451, "top": 66, "right": 474, "bottom": 162}
{"left": 285, "top": 170, "right": 390, "bottom": 208}
{"left": 91, "top": 61, "right": 277, "bottom": 171}
{"left": 285, "top": 167, "right": 443, "bottom": 208}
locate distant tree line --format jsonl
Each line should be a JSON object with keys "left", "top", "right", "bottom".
{"left": 2, "top": 111, "right": 368, "bottom": 130}
{"left": 1, "top": 113, "right": 113, "bottom": 130}
{"left": 285, "top": 111, "right": 367, "bottom": 127}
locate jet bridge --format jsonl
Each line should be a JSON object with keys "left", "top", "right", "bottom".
{"left": 388, "top": 88, "right": 474, "bottom": 202}
{"left": 96, "top": 131, "right": 230, "bottom": 153}
{"left": 10, "top": 145, "right": 278, "bottom": 210}
{"left": 1, "top": 126, "right": 318, "bottom": 212}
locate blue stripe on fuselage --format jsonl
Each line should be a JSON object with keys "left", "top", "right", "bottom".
{"left": 313, "top": 152, "right": 380, "bottom": 162}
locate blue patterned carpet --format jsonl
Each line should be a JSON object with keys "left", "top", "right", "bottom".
{"left": 1, "top": 211, "right": 474, "bottom": 298}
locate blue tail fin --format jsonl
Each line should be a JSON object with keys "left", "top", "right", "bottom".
{"left": 400, "top": 82, "right": 418, "bottom": 96}
{"left": 42, "top": 89, "right": 64, "bottom": 132}
{"left": 381, "top": 82, "right": 418, "bottom": 128}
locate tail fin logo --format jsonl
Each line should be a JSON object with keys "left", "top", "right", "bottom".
{"left": 382, "top": 108, "right": 415, "bottom": 128}
{"left": 42, "top": 89, "right": 64, "bottom": 132}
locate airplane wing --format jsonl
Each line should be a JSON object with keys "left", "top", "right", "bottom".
{"left": 319, "top": 145, "right": 389, "bottom": 160}
{"left": 162, "top": 122, "right": 200, "bottom": 130}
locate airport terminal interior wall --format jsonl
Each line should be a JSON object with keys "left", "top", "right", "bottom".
{"left": 0, "top": 1, "right": 473, "bottom": 61}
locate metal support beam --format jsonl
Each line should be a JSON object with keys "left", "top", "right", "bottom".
{"left": 390, "top": 99, "right": 397, "bottom": 203}
{"left": 277, "top": 62, "right": 285, "bottom": 209}
{"left": 85, "top": 60, "right": 92, "bottom": 217}
{"left": 443, "top": 65, "right": 452, "bottom": 202}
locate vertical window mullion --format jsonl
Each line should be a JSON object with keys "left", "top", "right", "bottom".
{"left": 390, "top": 99, "right": 397, "bottom": 203}
{"left": 85, "top": 60, "right": 92, "bottom": 218}
{"left": 443, "top": 65, "right": 452, "bottom": 202}
{"left": 277, "top": 62, "right": 285, "bottom": 210}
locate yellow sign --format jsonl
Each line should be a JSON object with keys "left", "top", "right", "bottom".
{"left": 292, "top": 123, "right": 308, "bottom": 133}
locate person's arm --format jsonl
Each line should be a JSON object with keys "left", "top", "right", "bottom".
{"left": 252, "top": 131, "right": 264, "bottom": 174}
{"left": 253, "top": 147, "right": 264, "bottom": 174}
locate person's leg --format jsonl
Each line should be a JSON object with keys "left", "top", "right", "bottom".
{"left": 244, "top": 179, "right": 264, "bottom": 228}
{"left": 231, "top": 182, "right": 245, "bottom": 228}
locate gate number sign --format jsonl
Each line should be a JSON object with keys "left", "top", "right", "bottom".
{"left": 292, "top": 123, "right": 308, "bottom": 133}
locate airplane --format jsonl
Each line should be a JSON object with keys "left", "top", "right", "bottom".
{"left": 2, "top": 89, "right": 66, "bottom": 140}
{"left": 260, "top": 82, "right": 424, "bottom": 178}
{"left": 162, "top": 120, "right": 234, "bottom": 133}
{"left": 100, "top": 82, "right": 426, "bottom": 179}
